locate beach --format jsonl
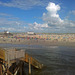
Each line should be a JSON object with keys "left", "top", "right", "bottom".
{"left": 0, "top": 33, "right": 75, "bottom": 47}
{"left": 0, "top": 33, "right": 75, "bottom": 75}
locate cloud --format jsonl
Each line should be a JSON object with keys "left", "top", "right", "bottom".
{"left": 43, "top": 2, "right": 63, "bottom": 26}
{"left": 41, "top": 2, "right": 75, "bottom": 33}
{"left": 33, "top": 22, "right": 48, "bottom": 29}
{"left": 0, "top": 13, "right": 28, "bottom": 32}
{"left": 0, "top": 0, "right": 50, "bottom": 10}
{"left": 0, "top": 27, "right": 15, "bottom": 31}
{"left": 71, "top": 10, "right": 75, "bottom": 15}
{"left": 0, "top": 13, "right": 11, "bottom": 16}
{"left": 0, "top": 2, "right": 75, "bottom": 33}
{"left": 28, "top": 22, "right": 48, "bottom": 32}
{"left": 0, "top": 27, "right": 27, "bottom": 32}
{"left": 27, "top": 2, "right": 75, "bottom": 33}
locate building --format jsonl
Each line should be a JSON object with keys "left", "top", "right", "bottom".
{"left": 4, "top": 31, "right": 13, "bottom": 36}
{"left": 27, "top": 31, "right": 36, "bottom": 35}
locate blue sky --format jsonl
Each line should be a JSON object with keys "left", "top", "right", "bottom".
{"left": 0, "top": 0, "right": 75, "bottom": 33}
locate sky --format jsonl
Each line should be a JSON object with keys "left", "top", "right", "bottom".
{"left": 0, "top": 0, "right": 75, "bottom": 33}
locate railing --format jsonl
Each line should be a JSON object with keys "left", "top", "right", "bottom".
{"left": 24, "top": 53, "right": 43, "bottom": 69}
{"left": 0, "top": 48, "right": 43, "bottom": 75}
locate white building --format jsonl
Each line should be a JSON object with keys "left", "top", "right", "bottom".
{"left": 27, "top": 32, "right": 36, "bottom": 35}
{"left": 4, "top": 31, "right": 9, "bottom": 34}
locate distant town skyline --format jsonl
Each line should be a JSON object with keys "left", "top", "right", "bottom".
{"left": 0, "top": 0, "right": 75, "bottom": 33}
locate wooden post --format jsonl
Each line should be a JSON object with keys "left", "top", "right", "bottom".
{"left": 8, "top": 53, "right": 10, "bottom": 68}
{"left": 22, "top": 62, "right": 25, "bottom": 75}
{"left": 20, "top": 61, "right": 22, "bottom": 75}
{"left": 0, "top": 64, "right": 2, "bottom": 75}
{"left": 29, "top": 58, "right": 31, "bottom": 75}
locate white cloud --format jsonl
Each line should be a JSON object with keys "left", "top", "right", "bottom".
{"left": 27, "top": 2, "right": 75, "bottom": 33}
{"left": 46, "top": 2, "right": 60, "bottom": 17}
{"left": 0, "top": 27, "right": 27, "bottom": 32}
{"left": 0, "top": 0, "right": 50, "bottom": 10}
{"left": 0, "top": 13, "right": 12, "bottom": 17}
{"left": 71, "top": 10, "right": 75, "bottom": 15}
{"left": 43, "top": 2, "right": 63, "bottom": 26}
{"left": 0, "top": 27, "right": 15, "bottom": 31}
{"left": 0, "top": 2, "right": 75, "bottom": 33}
{"left": 0, "top": 13, "right": 28, "bottom": 32}
{"left": 42, "top": 2, "right": 75, "bottom": 32}
{"left": 28, "top": 22, "right": 48, "bottom": 31}
{"left": 33, "top": 22, "right": 48, "bottom": 29}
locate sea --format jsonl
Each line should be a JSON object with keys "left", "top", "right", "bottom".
{"left": 0, "top": 43, "right": 75, "bottom": 75}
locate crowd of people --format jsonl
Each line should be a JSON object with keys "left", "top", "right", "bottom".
{"left": 12, "top": 34, "right": 75, "bottom": 42}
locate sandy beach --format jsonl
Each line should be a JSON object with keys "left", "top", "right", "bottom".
{"left": 0, "top": 33, "right": 75, "bottom": 47}
{"left": 0, "top": 37, "right": 75, "bottom": 47}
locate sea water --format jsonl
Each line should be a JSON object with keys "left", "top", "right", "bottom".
{"left": 26, "top": 46, "right": 75, "bottom": 75}
{"left": 0, "top": 44, "right": 75, "bottom": 75}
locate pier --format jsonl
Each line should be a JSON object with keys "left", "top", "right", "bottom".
{"left": 0, "top": 48, "right": 43, "bottom": 75}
